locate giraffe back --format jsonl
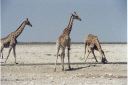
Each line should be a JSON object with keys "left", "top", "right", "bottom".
{"left": 1, "top": 32, "right": 17, "bottom": 47}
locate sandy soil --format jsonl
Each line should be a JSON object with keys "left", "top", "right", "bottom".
{"left": 0, "top": 44, "right": 127, "bottom": 85}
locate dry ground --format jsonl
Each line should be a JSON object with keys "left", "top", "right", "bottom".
{"left": 0, "top": 44, "right": 127, "bottom": 85}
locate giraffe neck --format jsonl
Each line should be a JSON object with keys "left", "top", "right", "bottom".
{"left": 67, "top": 15, "right": 73, "bottom": 28}
{"left": 14, "top": 21, "right": 26, "bottom": 38}
{"left": 63, "top": 15, "right": 74, "bottom": 35}
{"left": 68, "top": 15, "right": 74, "bottom": 31}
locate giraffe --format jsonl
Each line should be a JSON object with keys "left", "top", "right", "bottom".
{"left": 0, "top": 18, "right": 32, "bottom": 64}
{"left": 84, "top": 34, "right": 108, "bottom": 64}
{"left": 54, "top": 12, "right": 81, "bottom": 71}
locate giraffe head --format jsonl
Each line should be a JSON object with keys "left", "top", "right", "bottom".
{"left": 72, "top": 12, "right": 81, "bottom": 21}
{"left": 25, "top": 18, "right": 32, "bottom": 27}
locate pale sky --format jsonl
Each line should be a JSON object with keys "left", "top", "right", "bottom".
{"left": 1, "top": 0, "right": 127, "bottom": 42}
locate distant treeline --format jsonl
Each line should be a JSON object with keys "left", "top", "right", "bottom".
{"left": 17, "top": 42, "right": 127, "bottom": 45}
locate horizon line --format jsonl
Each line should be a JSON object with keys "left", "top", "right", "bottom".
{"left": 17, "top": 41, "right": 127, "bottom": 44}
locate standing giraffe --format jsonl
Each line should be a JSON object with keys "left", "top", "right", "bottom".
{"left": 84, "top": 34, "right": 108, "bottom": 64}
{"left": 54, "top": 12, "right": 81, "bottom": 71}
{"left": 0, "top": 18, "right": 32, "bottom": 64}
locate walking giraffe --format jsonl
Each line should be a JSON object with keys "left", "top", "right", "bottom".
{"left": 84, "top": 34, "right": 108, "bottom": 64}
{"left": 0, "top": 18, "right": 32, "bottom": 64}
{"left": 54, "top": 12, "right": 81, "bottom": 71}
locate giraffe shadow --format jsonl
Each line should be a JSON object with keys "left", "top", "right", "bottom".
{"left": 0, "top": 61, "right": 4, "bottom": 63}
{"left": 65, "top": 64, "right": 98, "bottom": 71}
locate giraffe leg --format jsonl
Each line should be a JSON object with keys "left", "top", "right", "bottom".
{"left": 67, "top": 48, "right": 71, "bottom": 70}
{"left": 0, "top": 46, "right": 4, "bottom": 59}
{"left": 67, "top": 38, "right": 71, "bottom": 69}
{"left": 84, "top": 45, "right": 89, "bottom": 62}
{"left": 61, "top": 48, "right": 65, "bottom": 71}
{"left": 84, "top": 42, "right": 87, "bottom": 60}
{"left": 85, "top": 50, "right": 91, "bottom": 62}
{"left": 101, "top": 50, "right": 106, "bottom": 59}
{"left": 54, "top": 46, "right": 60, "bottom": 72}
{"left": 91, "top": 49, "right": 98, "bottom": 62}
{"left": 100, "top": 50, "right": 108, "bottom": 64}
{"left": 13, "top": 46, "right": 18, "bottom": 64}
{"left": 5, "top": 46, "right": 12, "bottom": 63}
